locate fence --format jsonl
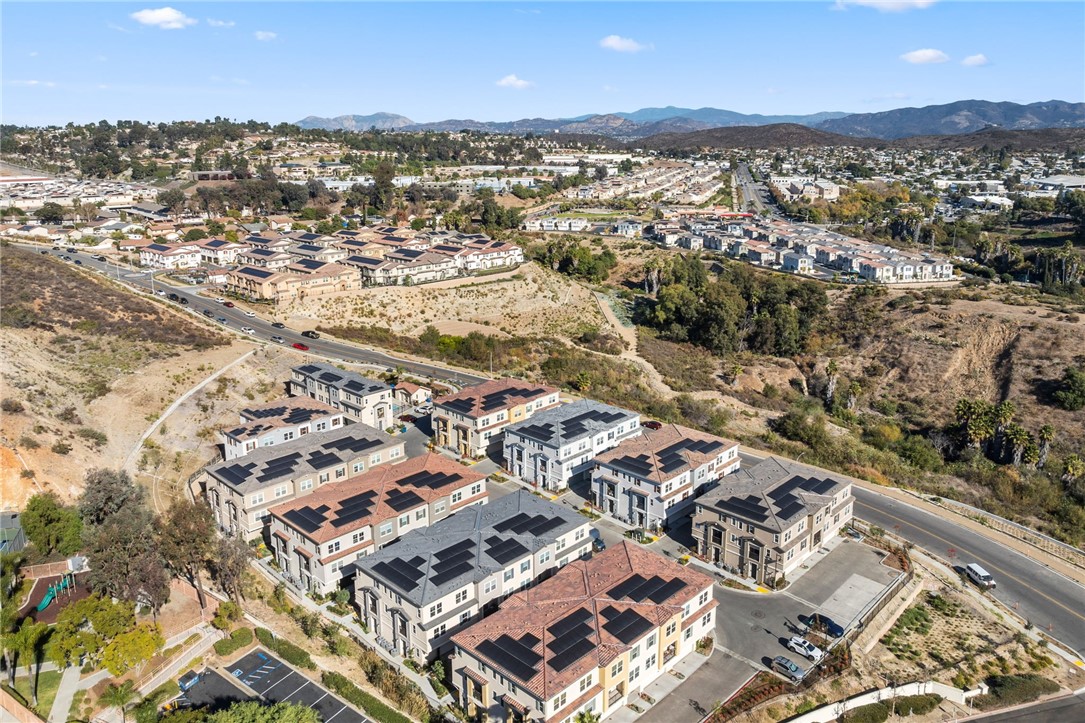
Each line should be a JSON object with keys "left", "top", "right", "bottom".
{"left": 0, "top": 687, "right": 43, "bottom": 723}
{"left": 782, "top": 680, "right": 987, "bottom": 723}
{"left": 20, "top": 560, "right": 73, "bottom": 579}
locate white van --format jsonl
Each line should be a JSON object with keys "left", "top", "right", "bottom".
{"left": 965, "top": 563, "right": 996, "bottom": 589}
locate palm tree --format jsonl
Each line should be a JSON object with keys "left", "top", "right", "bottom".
{"left": 993, "top": 401, "right": 1015, "bottom": 459}
{"left": 1004, "top": 424, "right": 1030, "bottom": 467}
{"left": 1063, "top": 454, "right": 1085, "bottom": 486}
{"left": 11, "top": 620, "right": 48, "bottom": 707}
{"left": 846, "top": 381, "right": 861, "bottom": 411}
{"left": 574, "top": 711, "right": 602, "bottom": 723}
{"left": 728, "top": 363, "right": 743, "bottom": 388}
{"left": 825, "top": 360, "right": 839, "bottom": 406}
{"left": 100, "top": 681, "right": 140, "bottom": 723}
{"left": 1037, "top": 425, "right": 1055, "bottom": 469}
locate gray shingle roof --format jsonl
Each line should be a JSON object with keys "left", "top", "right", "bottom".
{"left": 293, "top": 363, "right": 391, "bottom": 397}
{"left": 356, "top": 490, "right": 585, "bottom": 606}
{"left": 504, "top": 399, "right": 638, "bottom": 450}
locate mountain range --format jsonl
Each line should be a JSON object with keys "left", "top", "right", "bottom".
{"left": 295, "top": 100, "right": 1085, "bottom": 141}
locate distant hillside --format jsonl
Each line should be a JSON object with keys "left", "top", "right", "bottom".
{"left": 615, "top": 106, "right": 850, "bottom": 127}
{"left": 635, "top": 123, "right": 867, "bottom": 150}
{"left": 817, "top": 100, "right": 1085, "bottom": 140}
{"left": 888, "top": 126, "right": 1085, "bottom": 152}
{"left": 295, "top": 113, "right": 415, "bottom": 131}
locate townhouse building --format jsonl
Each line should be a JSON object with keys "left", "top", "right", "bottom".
{"left": 220, "top": 396, "right": 344, "bottom": 461}
{"left": 502, "top": 400, "right": 641, "bottom": 492}
{"left": 451, "top": 542, "right": 717, "bottom": 723}
{"left": 591, "top": 424, "right": 740, "bottom": 532}
{"left": 288, "top": 243, "right": 349, "bottom": 263}
{"left": 355, "top": 490, "right": 591, "bottom": 661}
{"left": 692, "top": 456, "right": 853, "bottom": 587}
{"left": 197, "top": 238, "right": 250, "bottom": 266}
{"left": 139, "top": 243, "right": 202, "bottom": 269}
{"left": 201, "top": 424, "right": 404, "bottom": 540}
{"left": 226, "top": 264, "right": 361, "bottom": 303}
{"left": 288, "top": 362, "right": 394, "bottom": 430}
{"left": 433, "top": 378, "right": 561, "bottom": 459}
{"left": 269, "top": 453, "right": 488, "bottom": 595}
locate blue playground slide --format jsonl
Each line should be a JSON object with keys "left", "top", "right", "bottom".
{"left": 36, "top": 576, "right": 71, "bottom": 612}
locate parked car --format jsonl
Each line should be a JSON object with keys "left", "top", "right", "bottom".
{"left": 167, "top": 293, "right": 180, "bottom": 301}
{"left": 244, "top": 310, "right": 256, "bottom": 318}
{"left": 771, "top": 656, "right": 805, "bottom": 682}
{"left": 965, "top": 563, "right": 996, "bottom": 589}
{"left": 804, "top": 613, "right": 845, "bottom": 639}
{"left": 845, "top": 527, "right": 863, "bottom": 542}
{"left": 398, "top": 414, "right": 417, "bottom": 423}
{"left": 270, "top": 335, "right": 285, "bottom": 344}
{"left": 787, "top": 636, "right": 824, "bottom": 662}
{"left": 271, "top": 322, "right": 286, "bottom": 329}
{"left": 642, "top": 420, "right": 663, "bottom": 430}
{"left": 292, "top": 342, "right": 309, "bottom": 351}
{"left": 223, "top": 301, "right": 235, "bottom": 308}
{"left": 240, "top": 326, "right": 256, "bottom": 335}
{"left": 301, "top": 330, "right": 320, "bottom": 339}
{"left": 592, "top": 538, "right": 606, "bottom": 553}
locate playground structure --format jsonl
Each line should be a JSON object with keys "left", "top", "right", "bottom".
{"left": 36, "top": 572, "right": 74, "bottom": 611}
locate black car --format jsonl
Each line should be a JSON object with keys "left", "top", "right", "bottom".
{"left": 40, "top": 250, "right": 48, "bottom": 255}
{"left": 66, "top": 247, "right": 76, "bottom": 253}
{"left": 178, "top": 297, "right": 189, "bottom": 305}
{"left": 271, "top": 322, "right": 286, "bottom": 329}
{"left": 804, "top": 613, "right": 845, "bottom": 639}
{"left": 167, "top": 293, "right": 180, "bottom": 301}
{"left": 95, "top": 255, "right": 107, "bottom": 262}
{"left": 74, "top": 260, "right": 83, "bottom": 265}
{"left": 301, "top": 330, "right": 320, "bottom": 339}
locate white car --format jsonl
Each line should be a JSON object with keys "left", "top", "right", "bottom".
{"left": 156, "top": 289, "right": 166, "bottom": 297}
{"left": 244, "top": 311, "right": 256, "bottom": 318}
{"left": 240, "top": 326, "right": 256, "bottom": 335}
{"left": 270, "top": 335, "right": 285, "bottom": 344}
{"left": 215, "top": 297, "right": 226, "bottom": 303}
{"left": 787, "top": 636, "right": 824, "bottom": 662}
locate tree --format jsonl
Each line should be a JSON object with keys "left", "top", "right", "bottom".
{"left": 1004, "top": 424, "right": 1030, "bottom": 467}
{"left": 85, "top": 504, "right": 169, "bottom": 611}
{"left": 159, "top": 500, "right": 216, "bottom": 608}
{"left": 207, "top": 701, "right": 319, "bottom": 723}
{"left": 184, "top": 228, "right": 208, "bottom": 242}
{"left": 102, "top": 623, "right": 164, "bottom": 676}
{"left": 21, "top": 492, "right": 82, "bottom": 557}
{"left": 11, "top": 620, "right": 49, "bottom": 706}
{"left": 212, "top": 536, "right": 251, "bottom": 605}
{"left": 1038, "top": 425, "right": 1055, "bottom": 469}
{"left": 1, "top": 553, "right": 24, "bottom": 686}
{"left": 47, "top": 595, "right": 134, "bottom": 669}
{"left": 992, "top": 400, "right": 1015, "bottom": 460}
{"left": 825, "top": 359, "right": 839, "bottom": 407}
{"left": 100, "top": 681, "right": 140, "bottom": 723}
{"left": 34, "top": 202, "right": 65, "bottom": 225}
{"left": 575, "top": 710, "right": 602, "bottom": 723}
{"left": 1053, "top": 367, "right": 1085, "bottom": 411}
{"left": 80, "top": 468, "right": 145, "bottom": 526}
{"left": 157, "top": 188, "right": 187, "bottom": 214}
{"left": 846, "top": 381, "right": 862, "bottom": 411}
{"left": 1064, "top": 454, "right": 1085, "bottom": 486}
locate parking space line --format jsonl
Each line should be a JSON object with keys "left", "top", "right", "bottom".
{"left": 311, "top": 692, "right": 329, "bottom": 707}
{"left": 323, "top": 705, "right": 346, "bottom": 723}
{"left": 282, "top": 681, "right": 309, "bottom": 702}
{"left": 260, "top": 670, "right": 297, "bottom": 696}
{"left": 244, "top": 661, "right": 280, "bottom": 686}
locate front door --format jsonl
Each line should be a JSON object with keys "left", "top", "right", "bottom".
{"left": 750, "top": 563, "right": 759, "bottom": 581}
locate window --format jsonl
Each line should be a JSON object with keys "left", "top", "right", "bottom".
{"left": 539, "top": 550, "right": 551, "bottom": 564}
{"left": 610, "top": 659, "right": 623, "bottom": 677}
{"left": 684, "top": 627, "right": 693, "bottom": 641}
{"left": 460, "top": 611, "right": 471, "bottom": 624}
{"left": 773, "top": 533, "right": 779, "bottom": 543}
{"left": 579, "top": 673, "right": 592, "bottom": 692}
{"left": 433, "top": 623, "right": 446, "bottom": 637}
{"left": 470, "top": 482, "right": 483, "bottom": 496}
{"left": 434, "top": 501, "right": 446, "bottom": 515}
{"left": 335, "top": 467, "right": 347, "bottom": 479}
{"left": 503, "top": 568, "right": 514, "bottom": 582}
{"left": 416, "top": 508, "right": 426, "bottom": 521}
{"left": 380, "top": 522, "right": 393, "bottom": 537}
{"left": 483, "top": 579, "right": 497, "bottom": 594}
{"left": 399, "top": 514, "right": 409, "bottom": 527}
{"left": 451, "top": 491, "right": 463, "bottom": 504}
{"left": 629, "top": 665, "right": 641, "bottom": 682}
{"left": 554, "top": 692, "right": 567, "bottom": 710}
{"left": 698, "top": 590, "right": 710, "bottom": 606}
{"left": 558, "top": 556, "right": 569, "bottom": 567}
{"left": 352, "top": 531, "right": 366, "bottom": 545}
{"left": 701, "top": 612, "right": 713, "bottom": 627}
{"left": 275, "top": 484, "right": 288, "bottom": 499}
{"left": 300, "top": 479, "right": 313, "bottom": 491}
{"left": 316, "top": 422, "right": 327, "bottom": 432}
{"left": 682, "top": 603, "right": 691, "bottom": 618}
{"left": 327, "top": 541, "right": 340, "bottom": 554}
{"left": 319, "top": 472, "right": 330, "bottom": 484}
{"left": 390, "top": 447, "right": 401, "bottom": 459}
{"left": 520, "top": 560, "right": 531, "bottom": 574}
{"left": 730, "top": 533, "right": 738, "bottom": 543}
{"left": 645, "top": 653, "right": 657, "bottom": 669}
{"left": 630, "top": 646, "right": 640, "bottom": 661}
{"left": 429, "top": 603, "right": 443, "bottom": 617}
{"left": 666, "top": 621, "right": 677, "bottom": 637}
{"left": 456, "top": 589, "right": 468, "bottom": 604}
{"left": 556, "top": 537, "right": 566, "bottom": 551}
{"left": 352, "top": 462, "right": 365, "bottom": 474}
{"left": 575, "top": 528, "right": 586, "bottom": 541}
{"left": 283, "top": 431, "right": 294, "bottom": 441}
{"left": 647, "top": 633, "right": 657, "bottom": 649}
{"left": 250, "top": 492, "right": 264, "bottom": 505}
{"left": 371, "top": 453, "right": 382, "bottom": 465}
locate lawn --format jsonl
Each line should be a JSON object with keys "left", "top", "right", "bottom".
{"left": 2, "top": 669, "right": 63, "bottom": 719}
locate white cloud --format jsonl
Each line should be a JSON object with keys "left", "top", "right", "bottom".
{"left": 107, "top": 22, "right": 132, "bottom": 33}
{"left": 834, "top": 0, "right": 937, "bottom": 11}
{"left": 962, "top": 53, "right": 989, "bottom": 67}
{"left": 207, "top": 18, "right": 235, "bottom": 28}
{"left": 602, "top": 84, "right": 619, "bottom": 93}
{"left": 599, "top": 34, "right": 651, "bottom": 53}
{"left": 9, "top": 80, "right": 57, "bottom": 88}
{"left": 254, "top": 30, "right": 277, "bottom": 41}
{"left": 900, "top": 48, "right": 949, "bottom": 64}
{"left": 496, "top": 74, "right": 533, "bottom": 90}
{"left": 130, "top": 7, "right": 197, "bottom": 30}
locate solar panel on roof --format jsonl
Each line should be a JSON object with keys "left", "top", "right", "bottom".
{"left": 646, "top": 577, "right": 688, "bottom": 603}
{"left": 601, "top": 606, "right": 655, "bottom": 644}
{"left": 306, "top": 451, "right": 340, "bottom": 470}
{"left": 548, "top": 637, "right": 595, "bottom": 673}
{"left": 548, "top": 608, "right": 593, "bottom": 639}
{"left": 485, "top": 537, "right": 529, "bottom": 565}
{"left": 431, "top": 561, "right": 472, "bottom": 586}
{"left": 385, "top": 489, "right": 425, "bottom": 512}
{"left": 283, "top": 507, "right": 327, "bottom": 534}
{"left": 478, "top": 636, "right": 540, "bottom": 682}
{"left": 606, "top": 573, "right": 647, "bottom": 600}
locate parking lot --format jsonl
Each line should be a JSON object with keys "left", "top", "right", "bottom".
{"left": 179, "top": 648, "right": 368, "bottom": 722}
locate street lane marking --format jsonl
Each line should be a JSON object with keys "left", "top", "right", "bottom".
{"left": 856, "top": 502, "right": 1085, "bottom": 625}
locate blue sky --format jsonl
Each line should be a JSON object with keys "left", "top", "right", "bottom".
{"left": 2, "top": 2, "right": 1083, "bottom": 126}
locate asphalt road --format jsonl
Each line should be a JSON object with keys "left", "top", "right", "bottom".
{"left": 967, "top": 691, "right": 1085, "bottom": 722}
{"left": 27, "top": 243, "right": 488, "bottom": 387}
{"left": 853, "top": 487, "right": 1085, "bottom": 657}
{"left": 736, "top": 163, "right": 771, "bottom": 215}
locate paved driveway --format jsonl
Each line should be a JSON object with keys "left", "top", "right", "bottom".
{"left": 785, "top": 539, "right": 902, "bottom": 626}
{"left": 639, "top": 652, "right": 757, "bottom": 723}
{"left": 228, "top": 649, "right": 368, "bottom": 723}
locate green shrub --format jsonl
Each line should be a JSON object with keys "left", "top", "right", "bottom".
{"left": 972, "top": 674, "right": 1060, "bottom": 709}
{"left": 213, "top": 627, "right": 253, "bottom": 656}
{"left": 51, "top": 441, "right": 72, "bottom": 455}
{"left": 76, "top": 427, "right": 108, "bottom": 447}
{"left": 322, "top": 671, "right": 414, "bottom": 723}
{"left": 254, "top": 627, "right": 315, "bottom": 669}
{"left": 1, "top": 398, "right": 25, "bottom": 413}
{"left": 894, "top": 693, "right": 942, "bottom": 715}
{"left": 843, "top": 701, "right": 890, "bottom": 723}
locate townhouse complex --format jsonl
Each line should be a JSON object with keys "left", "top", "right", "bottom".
{"left": 288, "top": 362, "right": 395, "bottom": 430}
{"left": 451, "top": 542, "right": 717, "bottom": 723}
{"left": 220, "top": 396, "right": 345, "bottom": 461}
{"left": 269, "top": 453, "right": 488, "bottom": 595}
{"left": 693, "top": 456, "right": 854, "bottom": 587}
{"left": 433, "top": 379, "right": 561, "bottom": 459}
{"left": 354, "top": 490, "right": 591, "bottom": 660}
{"left": 592, "top": 424, "right": 740, "bottom": 532}
{"left": 502, "top": 400, "right": 641, "bottom": 492}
